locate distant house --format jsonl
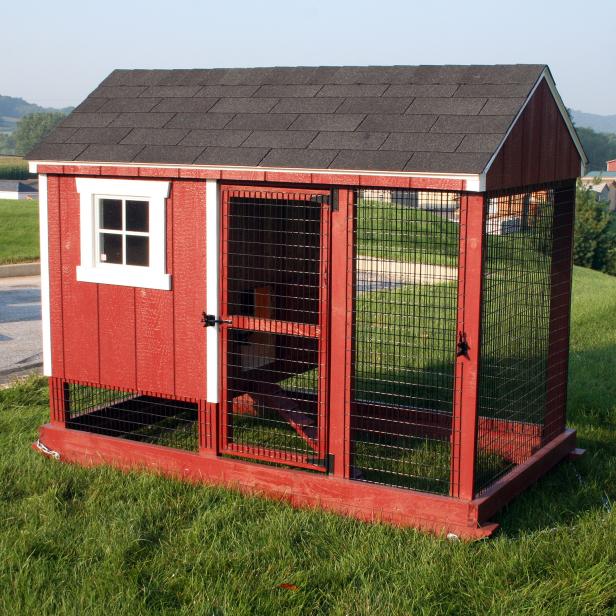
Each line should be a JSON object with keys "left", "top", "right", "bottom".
{"left": 580, "top": 168, "right": 616, "bottom": 212}
{"left": 0, "top": 179, "right": 39, "bottom": 200}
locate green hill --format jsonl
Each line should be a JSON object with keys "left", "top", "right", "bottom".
{"left": 0, "top": 95, "right": 72, "bottom": 132}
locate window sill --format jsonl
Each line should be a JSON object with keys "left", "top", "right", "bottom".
{"left": 76, "top": 266, "right": 172, "bottom": 290}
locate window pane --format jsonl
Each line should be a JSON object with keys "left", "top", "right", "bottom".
{"left": 126, "top": 235, "right": 149, "bottom": 266}
{"left": 100, "top": 233, "right": 123, "bottom": 264}
{"left": 126, "top": 200, "right": 149, "bottom": 232}
{"left": 100, "top": 199, "right": 122, "bottom": 230}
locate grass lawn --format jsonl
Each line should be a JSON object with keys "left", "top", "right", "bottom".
{"left": 0, "top": 199, "right": 39, "bottom": 264}
{"left": 0, "top": 265, "right": 615, "bottom": 614}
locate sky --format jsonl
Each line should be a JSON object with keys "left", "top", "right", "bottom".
{"left": 1, "top": 0, "right": 614, "bottom": 115}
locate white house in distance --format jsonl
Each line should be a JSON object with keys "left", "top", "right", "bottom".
{"left": 0, "top": 179, "right": 39, "bottom": 200}
{"left": 580, "top": 164, "right": 616, "bottom": 212}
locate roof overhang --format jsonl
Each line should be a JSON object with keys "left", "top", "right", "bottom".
{"left": 28, "top": 160, "right": 486, "bottom": 191}
{"left": 483, "top": 68, "right": 589, "bottom": 179}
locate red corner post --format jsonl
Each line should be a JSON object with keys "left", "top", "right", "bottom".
{"left": 48, "top": 377, "right": 68, "bottom": 426}
{"left": 328, "top": 188, "right": 354, "bottom": 478}
{"left": 544, "top": 180, "right": 576, "bottom": 443}
{"left": 450, "top": 193, "right": 486, "bottom": 500}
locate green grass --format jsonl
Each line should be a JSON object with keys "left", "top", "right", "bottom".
{"left": 1, "top": 266, "right": 615, "bottom": 615}
{"left": 0, "top": 199, "right": 39, "bottom": 264}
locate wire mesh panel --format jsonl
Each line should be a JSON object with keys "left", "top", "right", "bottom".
{"left": 350, "top": 188, "right": 461, "bottom": 494}
{"left": 476, "top": 187, "right": 556, "bottom": 493}
{"left": 63, "top": 381, "right": 199, "bottom": 451}
{"left": 220, "top": 188, "right": 329, "bottom": 471}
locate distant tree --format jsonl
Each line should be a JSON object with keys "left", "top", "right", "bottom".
{"left": 574, "top": 181, "right": 616, "bottom": 276}
{"left": 13, "top": 112, "right": 66, "bottom": 155}
{"left": 576, "top": 127, "right": 616, "bottom": 171}
{"left": 0, "top": 132, "right": 16, "bottom": 155}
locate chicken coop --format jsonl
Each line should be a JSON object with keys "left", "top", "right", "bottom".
{"left": 28, "top": 64, "right": 586, "bottom": 538}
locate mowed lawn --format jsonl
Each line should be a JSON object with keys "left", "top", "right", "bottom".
{"left": 0, "top": 267, "right": 615, "bottom": 615}
{"left": 0, "top": 199, "right": 39, "bottom": 264}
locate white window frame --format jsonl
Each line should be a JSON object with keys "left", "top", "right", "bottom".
{"left": 75, "top": 178, "right": 171, "bottom": 290}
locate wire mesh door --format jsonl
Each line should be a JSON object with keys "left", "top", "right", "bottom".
{"left": 219, "top": 186, "right": 330, "bottom": 471}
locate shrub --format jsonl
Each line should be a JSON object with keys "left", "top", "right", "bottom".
{"left": 574, "top": 181, "right": 616, "bottom": 276}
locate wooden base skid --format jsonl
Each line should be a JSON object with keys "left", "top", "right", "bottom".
{"left": 33, "top": 424, "right": 577, "bottom": 540}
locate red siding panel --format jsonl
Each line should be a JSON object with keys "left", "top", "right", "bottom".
{"left": 172, "top": 180, "right": 207, "bottom": 399}
{"left": 98, "top": 285, "right": 137, "bottom": 390}
{"left": 486, "top": 79, "right": 581, "bottom": 190}
{"left": 135, "top": 287, "right": 175, "bottom": 393}
{"left": 59, "top": 176, "right": 100, "bottom": 382}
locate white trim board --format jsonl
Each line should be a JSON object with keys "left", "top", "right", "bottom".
{"left": 74, "top": 177, "right": 172, "bottom": 290}
{"left": 28, "top": 160, "right": 483, "bottom": 191}
{"left": 38, "top": 173, "right": 52, "bottom": 376}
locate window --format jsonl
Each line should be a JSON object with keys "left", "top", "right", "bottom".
{"left": 75, "top": 178, "right": 171, "bottom": 290}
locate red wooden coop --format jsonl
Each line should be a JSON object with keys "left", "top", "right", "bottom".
{"left": 28, "top": 65, "right": 587, "bottom": 538}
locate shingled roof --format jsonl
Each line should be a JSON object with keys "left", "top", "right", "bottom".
{"left": 27, "top": 65, "right": 548, "bottom": 174}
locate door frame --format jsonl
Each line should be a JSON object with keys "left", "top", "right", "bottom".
{"left": 216, "top": 184, "right": 332, "bottom": 471}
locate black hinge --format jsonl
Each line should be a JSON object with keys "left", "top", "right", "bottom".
{"left": 456, "top": 331, "right": 470, "bottom": 358}
{"left": 331, "top": 188, "right": 339, "bottom": 212}
{"left": 201, "top": 312, "right": 231, "bottom": 328}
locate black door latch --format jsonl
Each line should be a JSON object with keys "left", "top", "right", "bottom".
{"left": 456, "top": 332, "right": 470, "bottom": 358}
{"left": 201, "top": 312, "right": 232, "bottom": 328}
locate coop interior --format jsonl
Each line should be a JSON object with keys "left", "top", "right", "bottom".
{"left": 62, "top": 184, "right": 559, "bottom": 498}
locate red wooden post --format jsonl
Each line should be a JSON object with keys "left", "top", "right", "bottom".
{"left": 328, "top": 188, "right": 354, "bottom": 478}
{"left": 450, "top": 193, "right": 486, "bottom": 500}
{"left": 544, "top": 180, "right": 576, "bottom": 443}
{"left": 48, "top": 377, "right": 68, "bottom": 426}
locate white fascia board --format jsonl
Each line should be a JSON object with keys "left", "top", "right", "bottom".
{"left": 38, "top": 174, "right": 52, "bottom": 376}
{"left": 27, "top": 161, "right": 485, "bottom": 192}
{"left": 483, "top": 68, "right": 588, "bottom": 179}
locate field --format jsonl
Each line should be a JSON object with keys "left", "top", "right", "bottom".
{"left": 0, "top": 265, "right": 615, "bottom": 615}
{"left": 0, "top": 155, "right": 32, "bottom": 180}
{"left": 0, "top": 199, "right": 39, "bottom": 264}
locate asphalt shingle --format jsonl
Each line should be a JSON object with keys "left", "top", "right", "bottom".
{"left": 336, "top": 98, "right": 411, "bottom": 114}
{"left": 75, "top": 144, "right": 146, "bottom": 162}
{"left": 28, "top": 64, "right": 550, "bottom": 174}
{"left": 195, "top": 146, "right": 269, "bottom": 166}
{"left": 133, "top": 145, "right": 204, "bottom": 164}
{"left": 270, "top": 98, "right": 344, "bottom": 114}
{"left": 110, "top": 113, "right": 175, "bottom": 128}
{"left": 309, "top": 131, "right": 388, "bottom": 150}
{"left": 67, "top": 127, "right": 132, "bottom": 145}
{"left": 430, "top": 115, "right": 513, "bottom": 134}
{"left": 121, "top": 128, "right": 189, "bottom": 146}
{"left": 225, "top": 114, "right": 297, "bottom": 131}
{"left": 60, "top": 113, "right": 119, "bottom": 128}
{"left": 260, "top": 148, "right": 338, "bottom": 168}
{"left": 164, "top": 113, "right": 234, "bottom": 129}
{"left": 406, "top": 98, "right": 487, "bottom": 115}
{"left": 98, "top": 99, "right": 163, "bottom": 113}
{"left": 289, "top": 114, "right": 365, "bottom": 131}
{"left": 330, "top": 150, "right": 412, "bottom": 171}
{"left": 179, "top": 130, "right": 251, "bottom": 147}
{"left": 241, "top": 130, "right": 317, "bottom": 149}
{"left": 381, "top": 133, "right": 464, "bottom": 152}
{"left": 151, "top": 98, "right": 220, "bottom": 113}
{"left": 209, "top": 98, "right": 279, "bottom": 114}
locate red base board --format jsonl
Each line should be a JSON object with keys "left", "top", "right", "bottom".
{"left": 34, "top": 424, "right": 577, "bottom": 540}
